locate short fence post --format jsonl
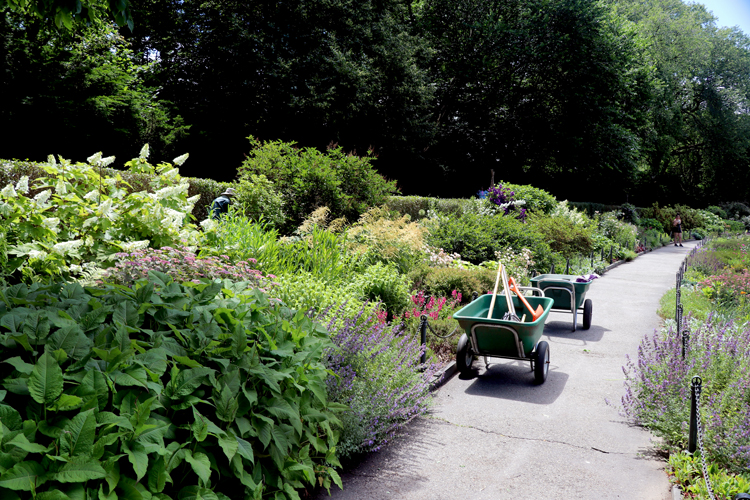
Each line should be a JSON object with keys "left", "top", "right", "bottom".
{"left": 608, "top": 246, "right": 613, "bottom": 263}
{"left": 590, "top": 251, "right": 594, "bottom": 267}
{"left": 550, "top": 263, "right": 555, "bottom": 274}
{"left": 565, "top": 258, "right": 570, "bottom": 275}
{"left": 419, "top": 315, "right": 427, "bottom": 365}
{"left": 682, "top": 328, "right": 690, "bottom": 359}
{"left": 688, "top": 376, "right": 701, "bottom": 454}
{"left": 677, "top": 304, "right": 683, "bottom": 333}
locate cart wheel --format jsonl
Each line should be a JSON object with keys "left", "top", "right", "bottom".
{"left": 533, "top": 341, "right": 550, "bottom": 384}
{"left": 456, "top": 334, "right": 474, "bottom": 375}
{"left": 583, "top": 299, "right": 593, "bottom": 330}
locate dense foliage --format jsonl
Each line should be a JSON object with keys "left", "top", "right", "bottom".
{"left": 0, "top": 275, "right": 344, "bottom": 499}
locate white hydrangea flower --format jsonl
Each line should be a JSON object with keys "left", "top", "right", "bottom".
{"left": 200, "top": 218, "right": 217, "bottom": 231}
{"left": 69, "top": 264, "right": 82, "bottom": 274}
{"left": 15, "top": 176, "right": 29, "bottom": 194}
{"left": 155, "top": 184, "right": 188, "bottom": 200}
{"left": 55, "top": 178, "right": 67, "bottom": 195}
{"left": 99, "top": 198, "right": 118, "bottom": 220}
{"left": 100, "top": 156, "right": 116, "bottom": 167}
{"left": 1, "top": 183, "right": 16, "bottom": 198}
{"left": 82, "top": 216, "right": 99, "bottom": 229}
{"left": 84, "top": 190, "right": 99, "bottom": 201}
{"left": 34, "top": 189, "right": 51, "bottom": 206}
{"left": 0, "top": 201, "right": 11, "bottom": 216}
{"left": 47, "top": 154, "right": 57, "bottom": 165}
{"left": 120, "top": 240, "right": 150, "bottom": 252}
{"left": 28, "top": 249, "right": 48, "bottom": 260}
{"left": 187, "top": 194, "right": 201, "bottom": 205}
{"left": 161, "top": 208, "right": 186, "bottom": 230}
{"left": 103, "top": 230, "right": 113, "bottom": 241}
{"left": 43, "top": 217, "right": 60, "bottom": 232}
{"left": 139, "top": 144, "right": 150, "bottom": 159}
{"left": 104, "top": 178, "right": 117, "bottom": 187}
{"left": 162, "top": 168, "right": 179, "bottom": 179}
{"left": 172, "top": 153, "right": 189, "bottom": 166}
{"left": 52, "top": 240, "right": 83, "bottom": 256}
{"left": 87, "top": 152, "right": 103, "bottom": 165}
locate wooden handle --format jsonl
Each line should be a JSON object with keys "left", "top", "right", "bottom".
{"left": 487, "top": 261, "right": 502, "bottom": 319}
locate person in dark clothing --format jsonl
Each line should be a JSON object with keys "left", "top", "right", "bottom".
{"left": 673, "top": 213, "right": 683, "bottom": 247}
{"left": 210, "top": 188, "right": 236, "bottom": 220}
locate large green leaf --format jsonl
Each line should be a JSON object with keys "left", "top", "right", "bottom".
{"left": 28, "top": 352, "right": 64, "bottom": 405}
{"left": 170, "top": 368, "right": 213, "bottom": 398}
{"left": 47, "top": 325, "right": 92, "bottom": 359}
{"left": 55, "top": 458, "right": 107, "bottom": 483}
{"left": 217, "top": 433, "right": 238, "bottom": 462}
{"left": 123, "top": 441, "right": 148, "bottom": 481}
{"left": 190, "top": 406, "right": 208, "bottom": 442}
{"left": 4, "top": 432, "right": 49, "bottom": 454}
{"left": 113, "top": 300, "right": 139, "bottom": 328}
{"left": 214, "top": 384, "right": 239, "bottom": 423}
{"left": 178, "top": 486, "right": 219, "bottom": 500}
{"left": 0, "top": 461, "right": 46, "bottom": 491}
{"left": 147, "top": 456, "right": 167, "bottom": 493}
{"left": 3, "top": 357, "right": 34, "bottom": 375}
{"left": 60, "top": 409, "right": 96, "bottom": 458}
{"left": 183, "top": 450, "right": 211, "bottom": 485}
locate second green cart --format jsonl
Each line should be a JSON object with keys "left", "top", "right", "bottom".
{"left": 530, "top": 274, "right": 595, "bottom": 331}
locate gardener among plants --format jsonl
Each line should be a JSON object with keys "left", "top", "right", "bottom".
{"left": 210, "top": 187, "right": 235, "bottom": 219}
{"left": 673, "top": 213, "right": 683, "bottom": 247}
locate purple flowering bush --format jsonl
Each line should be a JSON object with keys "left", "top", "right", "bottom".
{"left": 100, "top": 245, "right": 277, "bottom": 290}
{"left": 621, "top": 315, "right": 750, "bottom": 471}
{"left": 322, "top": 306, "right": 441, "bottom": 460}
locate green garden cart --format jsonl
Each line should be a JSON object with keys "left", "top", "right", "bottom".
{"left": 452, "top": 293, "right": 554, "bottom": 384}
{"left": 530, "top": 274, "right": 595, "bottom": 332}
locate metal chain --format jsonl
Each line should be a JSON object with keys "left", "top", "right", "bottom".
{"left": 693, "top": 379, "right": 717, "bottom": 500}
{"left": 422, "top": 318, "right": 460, "bottom": 339}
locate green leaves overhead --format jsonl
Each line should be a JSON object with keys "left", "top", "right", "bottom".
{"left": 0, "top": 277, "right": 342, "bottom": 499}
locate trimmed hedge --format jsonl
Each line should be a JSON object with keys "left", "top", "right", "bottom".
{"left": 385, "top": 196, "right": 469, "bottom": 221}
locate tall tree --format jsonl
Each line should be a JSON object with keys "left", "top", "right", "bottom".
{"left": 121, "top": 0, "right": 435, "bottom": 181}
{"left": 414, "top": 0, "right": 650, "bottom": 198}
{"left": 0, "top": 13, "right": 188, "bottom": 162}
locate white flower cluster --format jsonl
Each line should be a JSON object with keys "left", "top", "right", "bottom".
{"left": 52, "top": 240, "right": 83, "bottom": 256}
{"left": 200, "top": 218, "right": 217, "bottom": 231}
{"left": 494, "top": 246, "right": 535, "bottom": 279}
{"left": 155, "top": 183, "right": 189, "bottom": 200}
{"left": 425, "top": 246, "right": 462, "bottom": 267}
{"left": 552, "top": 200, "right": 589, "bottom": 227}
{"left": 139, "top": 144, "right": 150, "bottom": 159}
{"left": 120, "top": 240, "right": 150, "bottom": 252}
{"left": 43, "top": 218, "right": 60, "bottom": 234}
{"left": 34, "top": 189, "right": 51, "bottom": 207}
{"left": 1, "top": 183, "right": 16, "bottom": 198}
{"left": 15, "top": 176, "right": 29, "bottom": 194}
{"left": 98, "top": 198, "right": 118, "bottom": 220}
{"left": 28, "top": 249, "right": 48, "bottom": 261}
{"left": 55, "top": 178, "right": 67, "bottom": 195}
{"left": 172, "top": 153, "right": 189, "bottom": 166}
{"left": 161, "top": 208, "right": 186, "bottom": 231}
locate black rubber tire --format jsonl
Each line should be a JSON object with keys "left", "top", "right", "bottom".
{"left": 533, "top": 341, "right": 550, "bottom": 384}
{"left": 456, "top": 334, "right": 474, "bottom": 376}
{"left": 583, "top": 299, "right": 593, "bottom": 330}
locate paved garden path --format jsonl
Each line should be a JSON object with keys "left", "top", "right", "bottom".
{"left": 315, "top": 241, "right": 696, "bottom": 500}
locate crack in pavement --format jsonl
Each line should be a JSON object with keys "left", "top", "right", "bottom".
{"left": 425, "top": 415, "right": 627, "bottom": 455}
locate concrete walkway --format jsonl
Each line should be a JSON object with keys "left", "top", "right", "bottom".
{"left": 316, "top": 242, "right": 695, "bottom": 500}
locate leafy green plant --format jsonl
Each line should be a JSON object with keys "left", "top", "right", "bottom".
{"left": 0, "top": 148, "right": 202, "bottom": 284}
{"left": 424, "top": 211, "right": 552, "bottom": 270}
{"left": 669, "top": 451, "right": 750, "bottom": 499}
{"left": 408, "top": 265, "right": 497, "bottom": 300}
{"left": 237, "top": 137, "right": 399, "bottom": 230}
{"left": 499, "top": 182, "right": 557, "bottom": 214}
{"left": 233, "top": 174, "right": 286, "bottom": 228}
{"left": 344, "top": 263, "right": 411, "bottom": 318}
{"left": 272, "top": 272, "right": 376, "bottom": 321}
{"left": 528, "top": 214, "right": 595, "bottom": 258}
{"left": 0, "top": 274, "right": 344, "bottom": 499}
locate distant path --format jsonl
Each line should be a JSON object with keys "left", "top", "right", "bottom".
{"left": 316, "top": 242, "right": 695, "bottom": 500}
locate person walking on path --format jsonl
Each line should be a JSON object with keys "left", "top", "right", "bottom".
{"left": 210, "top": 188, "right": 236, "bottom": 220}
{"left": 673, "top": 213, "right": 683, "bottom": 247}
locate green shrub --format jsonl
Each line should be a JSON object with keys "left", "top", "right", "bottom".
{"left": 345, "top": 207, "right": 427, "bottom": 275}
{"left": 726, "top": 220, "right": 745, "bottom": 232}
{"left": 706, "top": 205, "right": 728, "bottom": 219}
{"left": 0, "top": 275, "right": 344, "bottom": 500}
{"left": 273, "top": 272, "right": 375, "bottom": 320}
{"left": 344, "top": 263, "right": 412, "bottom": 317}
{"left": 498, "top": 182, "right": 557, "bottom": 214}
{"left": 237, "top": 137, "right": 399, "bottom": 231}
{"left": 720, "top": 201, "right": 750, "bottom": 220}
{"left": 597, "top": 211, "right": 638, "bottom": 250}
{"left": 233, "top": 174, "right": 286, "bottom": 228}
{"left": 409, "top": 266, "right": 497, "bottom": 299}
{"left": 637, "top": 217, "right": 663, "bottom": 231}
{"left": 528, "top": 214, "right": 595, "bottom": 258}
{"left": 385, "top": 196, "right": 467, "bottom": 221}
{"left": 424, "top": 212, "right": 553, "bottom": 270}
{"left": 638, "top": 203, "right": 705, "bottom": 234}
{"left": 567, "top": 201, "right": 622, "bottom": 217}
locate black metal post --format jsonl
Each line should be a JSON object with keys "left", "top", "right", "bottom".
{"left": 565, "top": 258, "right": 570, "bottom": 275}
{"left": 608, "top": 246, "right": 613, "bottom": 263}
{"left": 472, "top": 291, "right": 478, "bottom": 301}
{"left": 688, "top": 376, "right": 701, "bottom": 453}
{"left": 677, "top": 304, "right": 683, "bottom": 332}
{"left": 419, "top": 315, "right": 427, "bottom": 365}
{"left": 682, "top": 329, "right": 689, "bottom": 359}
{"left": 590, "top": 251, "right": 594, "bottom": 267}
{"left": 550, "top": 263, "right": 555, "bottom": 274}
